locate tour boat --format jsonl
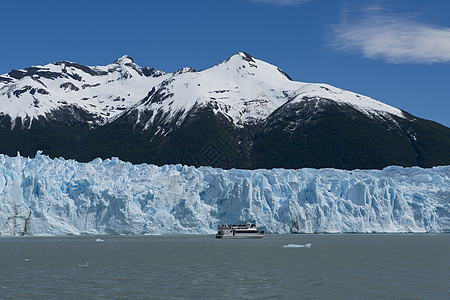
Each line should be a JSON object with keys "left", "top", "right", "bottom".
{"left": 215, "top": 223, "right": 264, "bottom": 239}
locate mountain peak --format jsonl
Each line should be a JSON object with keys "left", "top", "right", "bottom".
{"left": 223, "top": 52, "right": 256, "bottom": 65}
{"left": 237, "top": 51, "right": 255, "bottom": 63}
{"left": 114, "top": 55, "right": 134, "bottom": 65}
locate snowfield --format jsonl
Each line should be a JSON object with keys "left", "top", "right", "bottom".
{"left": 0, "top": 152, "right": 448, "bottom": 236}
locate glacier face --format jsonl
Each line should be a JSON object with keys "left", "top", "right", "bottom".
{"left": 0, "top": 152, "right": 449, "bottom": 236}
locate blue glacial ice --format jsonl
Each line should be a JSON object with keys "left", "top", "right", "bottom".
{"left": 0, "top": 152, "right": 449, "bottom": 236}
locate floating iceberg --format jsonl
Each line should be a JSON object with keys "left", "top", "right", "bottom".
{"left": 0, "top": 152, "right": 448, "bottom": 236}
{"left": 282, "top": 243, "right": 311, "bottom": 248}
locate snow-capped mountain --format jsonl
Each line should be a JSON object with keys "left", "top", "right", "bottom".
{"left": 0, "top": 55, "right": 169, "bottom": 127}
{"left": 0, "top": 52, "right": 403, "bottom": 128}
{"left": 0, "top": 53, "right": 449, "bottom": 169}
{"left": 122, "top": 52, "right": 404, "bottom": 130}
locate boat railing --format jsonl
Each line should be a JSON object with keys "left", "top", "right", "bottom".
{"left": 217, "top": 224, "right": 256, "bottom": 230}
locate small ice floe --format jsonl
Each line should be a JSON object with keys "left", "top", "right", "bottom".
{"left": 78, "top": 262, "right": 89, "bottom": 267}
{"left": 307, "top": 278, "right": 328, "bottom": 286}
{"left": 96, "top": 238, "right": 104, "bottom": 242}
{"left": 282, "top": 243, "right": 311, "bottom": 248}
{"left": 24, "top": 258, "right": 30, "bottom": 261}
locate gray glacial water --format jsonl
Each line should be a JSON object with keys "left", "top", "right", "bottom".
{"left": 0, "top": 234, "right": 449, "bottom": 299}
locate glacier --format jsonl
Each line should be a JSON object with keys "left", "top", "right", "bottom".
{"left": 0, "top": 152, "right": 449, "bottom": 236}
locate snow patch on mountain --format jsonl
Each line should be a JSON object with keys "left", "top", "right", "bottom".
{"left": 0, "top": 153, "right": 448, "bottom": 236}
{"left": 291, "top": 84, "right": 404, "bottom": 118}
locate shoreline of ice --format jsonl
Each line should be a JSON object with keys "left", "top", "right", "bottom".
{"left": 0, "top": 152, "right": 449, "bottom": 236}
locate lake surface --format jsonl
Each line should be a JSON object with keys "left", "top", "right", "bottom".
{"left": 0, "top": 234, "right": 449, "bottom": 299}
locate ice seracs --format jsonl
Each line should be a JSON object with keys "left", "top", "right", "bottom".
{"left": 0, "top": 153, "right": 448, "bottom": 236}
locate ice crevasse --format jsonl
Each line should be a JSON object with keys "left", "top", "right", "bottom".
{"left": 0, "top": 152, "right": 448, "bottom": 236}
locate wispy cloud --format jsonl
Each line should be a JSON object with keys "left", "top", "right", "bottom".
{"left": 250, "top": 0, "right": 310, "bottom": 6}
{"left": 332, "top": 10, "right": 450, "bottom": 64}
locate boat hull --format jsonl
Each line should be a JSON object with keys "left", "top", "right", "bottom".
{"left": 215, "top": 233, "right": 264, "bottom": 239}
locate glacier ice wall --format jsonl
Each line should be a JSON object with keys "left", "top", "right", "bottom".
{"left": 0, "top": 152, "right": 449, "bottom": 236}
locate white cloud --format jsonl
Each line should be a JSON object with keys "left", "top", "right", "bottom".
{"left": 333, "top": 14, "right": 450, "bottom": 64}
{"left": 250, "top": 0, "right": 310, "bottom": 6}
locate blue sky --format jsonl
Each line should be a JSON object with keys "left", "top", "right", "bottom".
{"left": 1, "top": 0, "right": 449, "bottom": 126}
